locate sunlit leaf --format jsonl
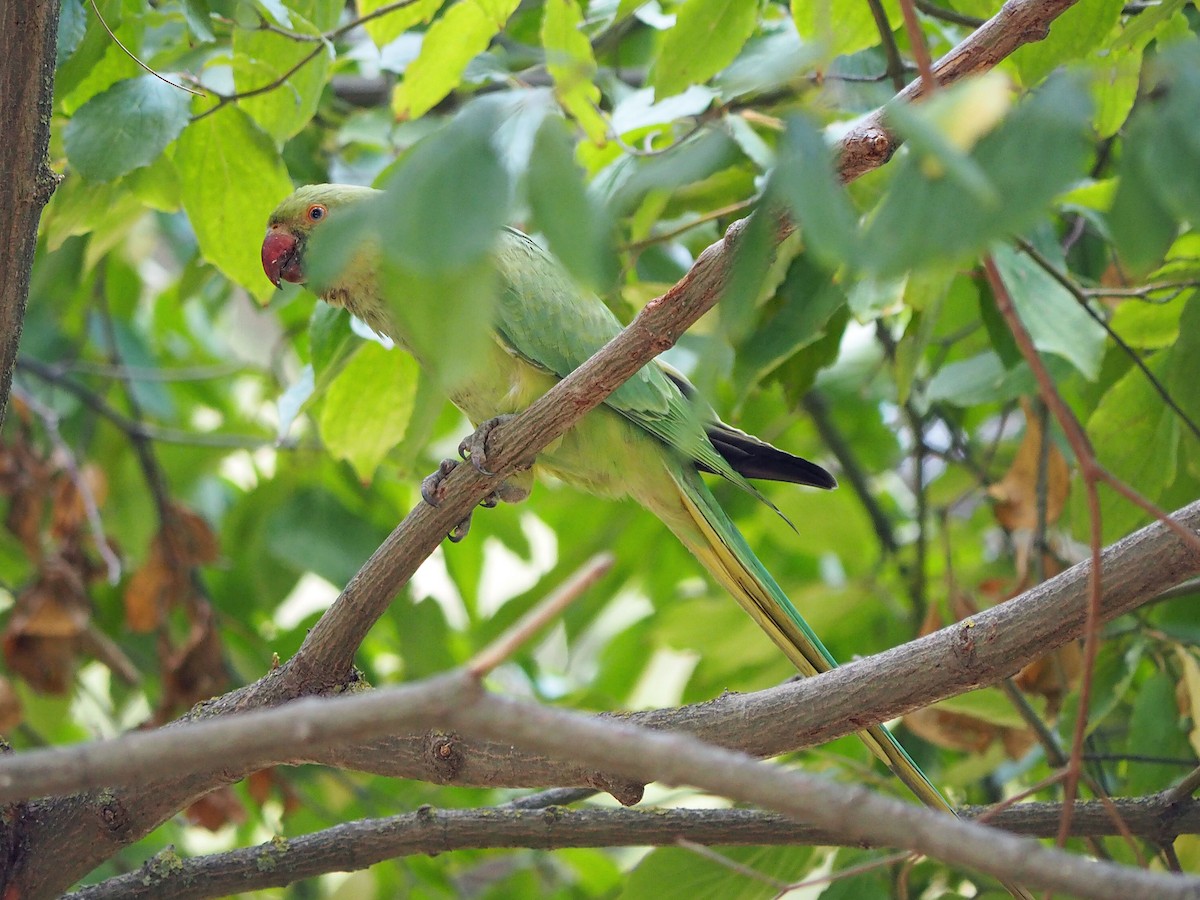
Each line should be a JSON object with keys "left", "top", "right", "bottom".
{"left": 175, "top": 107, "right": 294, "bottom": 302}
{"left": 650, "top": 0, "right": 758, "bottom": 99}
{"left": 391, "top": 0, "right": 522, "bottom": 119}
{"left": 541, "top": 0, "right": 608, "bottom": 143}
{"left": 64, "top": 75, "right": 191, "bottom": 182}
{"left": 319, "top": 342, "right": 419, "bottom": 481}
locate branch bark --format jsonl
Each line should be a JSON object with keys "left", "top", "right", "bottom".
{"left": 3, "top": 498, "right": 1199, "bottom": 900}
{"left": 28, "top": 669, "right": 1200, "bottom": 900}
{"left": 0, "top": 0, "right": 62, "bottom": 429}
{"left": 65, "top": 797, "right": 1200, "bottom": 900}
{"left": 5, "top": 497, "right": 1196, "bottom": 807}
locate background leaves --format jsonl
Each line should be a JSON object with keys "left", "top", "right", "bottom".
{"left": 7, "top": 0, "right": 1200, "bottom": 896}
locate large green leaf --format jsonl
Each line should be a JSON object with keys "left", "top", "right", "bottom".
{"left": 64, "top": 75, "right": 191, "bottom": 182}
{"left": 232, "top": 0, "right": 341, "bottom": 142}
{"left": 771, "top": 116, "right": 862, "bottom": 270}
{"left": 650, "top": 0, "right": 759, "bottom": 99}
{"left": 391, "top": 0, "right": 522, "bottom": 119}
{"left": 358, "top": 0, "right": 445, "bottom": 47}
{"left": 1011, "top": 0, "right": 1123, "bottom": 87}
{"left": 990, "top": 244, "right": 1106, "bottom": 381}
{"left": 376, "top": 107, "right": 512, "bottom": 275}
{"left": 791, "top": 0, "right": 895, "bottom": 59}
{"left": 319, "top": 341, "right": 420, "bottom": 480}
{"left": 528, "top": 116, "right": 618, "bottom": 292}
{"left": 175, "top": 107, "right": 294, "bottom": 302}
{"left": 1086, "top": 355, "right": 1178, "bottom": 540}
{"left": 862, "top": 74, "right": 1093, "bottom": 277}
{"left": 541, "top": 0, "right": 607, "bottom": 143}
{"left": 1110, "top": 43, "right": 1200, "bottom": 273}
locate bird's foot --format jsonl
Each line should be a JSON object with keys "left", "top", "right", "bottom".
{"left": 420, "top": 442, "right": 531, "bottom": 544}
{"left": 458, "top": 414, "right": 516, "bottom": 477}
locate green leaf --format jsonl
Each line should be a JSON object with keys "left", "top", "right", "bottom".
{"left": 925, "top": 352, "right": 1047, "bottom": 408}
{"left": 266, "top": 488, "right": 389, "bottom": 584}
{"left": 175, "top": 107, "right": 295, "bottom": 302}
{"left": 733, "top": 253, "right": 846, "bottom": 394}
{"left": 319, "top": 341, "right": 419, "bottom": 481}
{"left": 1165, "top": 294, "right": 1200, "bottom": 440}
{"left": 1110, "top": 44, "right": 1200, "bottom": 273}
{"left": 1109, "top": 165, "right": 1177, "bottom": 274}
{"left": 391, "top": 0, "right": 522, "bottom": 120}
{"left": 542, "top": 0, "right": 608, "bottom": 143}
{"left": 990, "top": 244, "right": 1106, "bottom": 380}
{"left": 56, "top": 0, "right": 88, "bottom": 67}
{"left": 772, "top": 116, "right": 861, "bottom": 270}
{"left": 791, "top": 0, "right": 894, "bottom": 59}
{"left": 624, "top": 844, "right": 814, "bottom": 900}
{"left": 1011, "top": 0, "right": 1123, "bottom": 87}
{"left": 528, "top": 116, "right": 618, "bottom": 292}
{"left": 377, "top": 107, "right": 511, "bottom": 275}
{"left": 650, "top": 0, "right": 759, "bottom": 99}
{"left": 1109, "top": 295, "right": 1187, "bottom": 350}
{"left": 1086, "top": 355, "right": 1178, "bottom": 540}
{"left": 181, "top": 0, "right": 216, "bottom": 42}
{"left": 233, "top": 1, "right": 341, "bottom": 142}
{"left": 863, "top": 74, "right": 1093, "bottom": 277}
{"left": 1126, "top": 671, "right": 1191, "bottom": 795}
{"left": 359, "top": 0, "right": 445, "bottom": 47}
{"left": 63, "top": 75, "right": 191, "bottom": 182}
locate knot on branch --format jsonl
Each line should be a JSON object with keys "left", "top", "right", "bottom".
{"left": 95, "top": 793, "right": 131, "bottom": 836}
{"left": 425, "top": 732, "right": 464, "bottom": 781}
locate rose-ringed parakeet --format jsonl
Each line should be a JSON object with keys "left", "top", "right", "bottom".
{"left": 261, "top": 183, "right": 951, "bottom": 813}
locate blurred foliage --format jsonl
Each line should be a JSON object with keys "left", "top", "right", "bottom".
{"left": 4, "top": 0, "right": 1200, "bottom": 896}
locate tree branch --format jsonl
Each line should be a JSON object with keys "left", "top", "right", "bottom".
{"left": 277, "top": 0, "right": 1084, "bottom": 695}
{"left": 2, "top": 499, "right": 1198, "bottom": 823}
{"left": 38, "top": 671, "right": 1200, "bottom": 900}
{"left": 65, "top": 796, "right": 1200, "bottom": 900}
{"left": 0, "top": 0, "right": 62, "bottom": 430}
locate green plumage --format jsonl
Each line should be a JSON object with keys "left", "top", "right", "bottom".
{"left": 265, "top": 184, "right": 950, "bottom": 813}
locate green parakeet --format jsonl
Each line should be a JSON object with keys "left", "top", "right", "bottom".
{"left": 262, "top": 183, "right": 950, "bottom": 813}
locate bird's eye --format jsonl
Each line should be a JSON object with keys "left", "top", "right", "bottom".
{"left": 307, "top": 204, "right": 327, "bottom": 222}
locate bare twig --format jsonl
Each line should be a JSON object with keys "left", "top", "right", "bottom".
{"left": 466, "top": 553, "right": 613, "bottom": 677}
{"left": 88, "top": 0, "right": 203, "bottom": 95}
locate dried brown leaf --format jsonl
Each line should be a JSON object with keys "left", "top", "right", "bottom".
{"left": 988, "top": 398, "right": 1070, "bottom": 532}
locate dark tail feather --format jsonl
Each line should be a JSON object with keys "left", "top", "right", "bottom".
{"left": 703, "top": 422, "right": 837, "bottom": 490}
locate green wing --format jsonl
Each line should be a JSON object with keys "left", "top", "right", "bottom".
{"left": 491, "top": 228, "right": 752, "bottom": 490}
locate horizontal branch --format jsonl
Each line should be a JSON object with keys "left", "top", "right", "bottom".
{"left": 46, "top": 672, "right": 1200, "bottom": 899}
{"left": 4, "top": 498, "right": 1196, "bottom": 807}
{"left": 67, "top": 796, "right": 1200, "bottom": 900}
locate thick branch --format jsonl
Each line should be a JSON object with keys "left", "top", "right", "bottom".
{"left": 5, "top": 498, "right": 1196, "bottom": 808}
{"left": 38, "top": 671, "right": 1200, "bottom": 899}
{"left": 0, "top": 0, "right": 61, "bottom": 428}
{"left": 66, "top": 797, "right": 1200, "bottom": 900}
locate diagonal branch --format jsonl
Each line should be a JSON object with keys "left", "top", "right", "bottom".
{"left": 279, "top": 0, "right": 1085, "bottom": 692}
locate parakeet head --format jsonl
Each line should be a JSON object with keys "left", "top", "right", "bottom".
{"left": 261, "top": 184, "right": 377, "bottom": 287}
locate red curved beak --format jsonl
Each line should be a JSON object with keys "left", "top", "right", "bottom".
{"left": 262, "top": 227, "right": 303, "bottom": 287}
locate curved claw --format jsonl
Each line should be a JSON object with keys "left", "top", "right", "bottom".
{"left": 420, "top": 458, "right": 459, "bottom": 507}
{"left": 459, "top": 414, "right": 517, "bottom": 478}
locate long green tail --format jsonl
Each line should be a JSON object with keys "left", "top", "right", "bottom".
{"left": 670, "top": 466, "right": 950, "bottom": 811}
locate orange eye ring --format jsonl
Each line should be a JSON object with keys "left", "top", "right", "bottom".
{"left": 306, "top": 204, "right": 327, "bottom": 222}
